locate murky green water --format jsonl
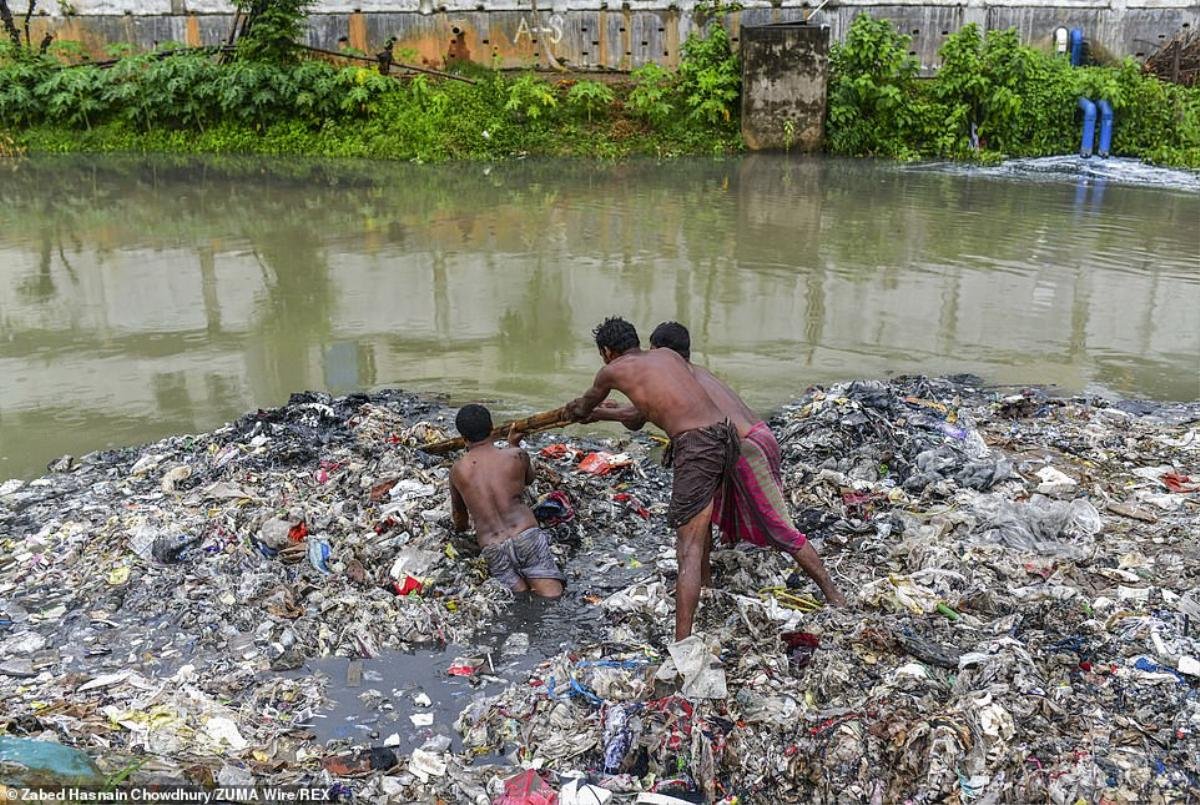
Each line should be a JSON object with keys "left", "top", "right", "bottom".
{"left": 1, "top": 154, "right": 1197, "bottom": 480}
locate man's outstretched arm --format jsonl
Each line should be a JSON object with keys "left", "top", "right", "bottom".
{"left": 586, "top": 401, "right": 648, "bottom": 431}
{"left": 565, "top": 367, "right": 613, "bottom": 422}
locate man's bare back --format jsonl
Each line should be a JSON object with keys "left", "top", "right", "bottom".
{"left": 690, "top": 365, "right": 758, "bottom": 439}
{"left": 449, "top": 442, "right": 536, "bottom": 548}
{"left": 567, "top": 348, "right": 724, "bottom": 438}
{"left": 583, "top": 356, "right": 758, "bottom": 439}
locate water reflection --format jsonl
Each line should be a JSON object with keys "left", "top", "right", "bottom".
{"left": 0, "top": 154, "right": 1197, "bottom": 480}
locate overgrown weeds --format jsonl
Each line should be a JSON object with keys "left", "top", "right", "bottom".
{"left": 4, "top": 7, "right": 1198, "bottom": 168}
{"left": 0, "top": 7, "right": 744, "bottom": 162}
{"left": 827, "top": 15, "right": 1200, "bottom": 167}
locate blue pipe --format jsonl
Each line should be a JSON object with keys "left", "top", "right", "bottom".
{"left": 1069, "top": 28, "right": 1084, "bottom": 66}
{"left": 1078, "top": 97, "right": 1096, "bottom": 158}
{"left": 1096, "top": 99, "right": 1113, "bottom": 158}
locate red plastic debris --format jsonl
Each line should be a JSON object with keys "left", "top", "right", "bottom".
{"left": 391, "top": 575, "right": 423, "bottom": 596}
{"left": 492, "top": 768, "right": 558, "bottom": 805}
{"left": 808, "top": 711, "right": 863, "bottom": 736}
{"left": 315, "top": 468, "right": 330, "bottom": 485}
{"left": 578, "top": 451, "right": 632, "bottom": 476}
{"left": 782, "top": 630, "right": 820, "bottom": 671}
{"left": 369, "top": 479, "right": 398, "bottom": 502}
{"left": 1023, "top": 559, "right": 1056, "bottom": 579}
{"left": 613, "top": 492, "right": 650, "bottom": 519}
{"left": 1161, "top": 472, "right": 1199, "bottom": 493}
{"left": 782, "top": 631, "right": 820, "bottom": 650}
{"left": 322, "top": 747, "right": 398, "bottom": 776}
{"left": 288, "top": 521, "right": 309, "bottom": 543}
{"left": 532, "top": 490, "right": 575, "bottom": 527}
{"left": 539, "top": 443, "right": 573, "bottom": 459}
{"left": 448, "top": 658, "right": 484, "bottom": 677}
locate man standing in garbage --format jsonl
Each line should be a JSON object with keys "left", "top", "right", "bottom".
{"left": 564, "top": 317, "right": 739, "bottom": 640}
{"left": 449, "top": 404, "right": 566, "bottom": 598}
{"left": 590, "top": 321, "right": 846, "bottom": 608}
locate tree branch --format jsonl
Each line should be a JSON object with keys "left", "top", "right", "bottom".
{"left": 22, "top": 0, "right": 34, "bottom": 49}
{"left": 0, "top": 0, "right": 22, "bottom": 49}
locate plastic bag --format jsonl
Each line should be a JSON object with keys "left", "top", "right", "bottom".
{"left": 968, "top": 494, "right": 1100, "bottom": 558}
{"left": 493, "top": 768, "right": 558, "bottom": 805}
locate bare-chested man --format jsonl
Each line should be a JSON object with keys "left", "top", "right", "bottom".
{"left": 565, "top": 317, "right": 738, "bottom": 640}
{"left": 449, "top": 404, "right": 565, "bottom": 598}
{"left": 645, "top": 322, "right": 846, "bottom": 606}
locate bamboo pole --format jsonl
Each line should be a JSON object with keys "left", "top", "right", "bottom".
{"left": 423, "top": 406, "right": 572, "bottom": 455}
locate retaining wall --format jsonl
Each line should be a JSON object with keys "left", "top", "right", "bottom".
{"left": 741, "top": 23, "right": 829, "bottom": 151}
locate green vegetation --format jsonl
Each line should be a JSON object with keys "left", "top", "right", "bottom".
{"left": 0, "top": 0, "right": 742, "bottom": 162}
{"left": 2, "top": 5, "right": 1197, "bottom": 167}
{"left": 234, "top": 0, "right": 312, "bottom": 64}
{"left": 566, "top": 80, "right": 614, "bottom": 123}
{"left": 827, "top": 15, "right": 1200, "bottom": 167}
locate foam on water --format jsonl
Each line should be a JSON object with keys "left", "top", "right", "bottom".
{"left": 911, "top": 155, "right": 1200, "bottom": 192}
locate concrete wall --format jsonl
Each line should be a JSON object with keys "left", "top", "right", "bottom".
{"left": 23, "top": 0, "right": 1198, "bottom": 72}
{"left": 741, "top": 23, "right": 829, "bottom": 152}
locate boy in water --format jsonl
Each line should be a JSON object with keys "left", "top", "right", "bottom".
{"left": 449, "top": 404, "right": 565, "bottom": 598}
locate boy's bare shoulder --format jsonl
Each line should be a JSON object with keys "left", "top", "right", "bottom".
{"left": 499, "top": 445, "right": 529, "bottom": 463}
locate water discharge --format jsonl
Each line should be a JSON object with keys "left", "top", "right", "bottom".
{"left": 1, "top": 154, "right": 1197, "bottom": 480}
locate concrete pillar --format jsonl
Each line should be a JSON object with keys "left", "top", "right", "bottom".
{"left": 740, "top": 22, "right": 830, "bottom": 152}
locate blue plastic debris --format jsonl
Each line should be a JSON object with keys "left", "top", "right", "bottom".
{"left": 1133, "top": 656, "right": 1189, "bottom": 683}
{"left": 0, "top": 737, "right": 104, "bottom": 787}
{"left": 308, "top": 540, "right": 332, "bottom": 574}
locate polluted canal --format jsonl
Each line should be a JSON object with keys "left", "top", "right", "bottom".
{"left": 1, "top": 154, "right": 1198, "bottom": 480}
{"left": 0, "top": 155, "right": 1198, "bottom": 803}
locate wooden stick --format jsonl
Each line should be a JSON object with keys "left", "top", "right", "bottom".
{"left": 423, "top": 407, "right": 572, "bottom": 455}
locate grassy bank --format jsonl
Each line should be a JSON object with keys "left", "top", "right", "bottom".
{"left": 2, "top": 68, "right": 743, "bottom": 161}
{"left": 0, "top": 19, "right": 742, "bottom": 161}
{"left": 2, "top": 12, "right": 1199, "bottom": 167}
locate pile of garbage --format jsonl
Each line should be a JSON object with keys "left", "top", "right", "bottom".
{"left": 2, "top": 377, "right": 1198, "bottom": 803}
{"left": 0, "top": 389, "right": 664, "bottom": 794}
{"left": 445, "top": 378, "right": 1200, "bottom": 803}
{"left": 1146, "top": 29, "right": 1200, "bottom": 86}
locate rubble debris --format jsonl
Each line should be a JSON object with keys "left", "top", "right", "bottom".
{"left": 1, "top": 377, "right": 1197, "bottom": 802}
{"left": 451, "top": 377, "right": 1200, "bottom": 803}
{"left": 1146, "top": 29, "right": 1200, "bottom": 86}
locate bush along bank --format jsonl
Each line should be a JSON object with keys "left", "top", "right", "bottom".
{"left": 0, "top": 14, "right": 743, "bottom": 161}
{"left": 3, "top": 8, "right": 1198, "bottom": 167}
{"left": 827, "top": 15, "right": 1200, "bottom": 168}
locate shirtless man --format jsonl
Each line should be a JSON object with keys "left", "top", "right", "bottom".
{"left": 449, "top": 404, "right": 565, "bottom": 598}
{"left": 565, "top": 317, "right": 738, "bottom": 640}
{"left": 597, "top": 322, "right": 846, "bottom": 607}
